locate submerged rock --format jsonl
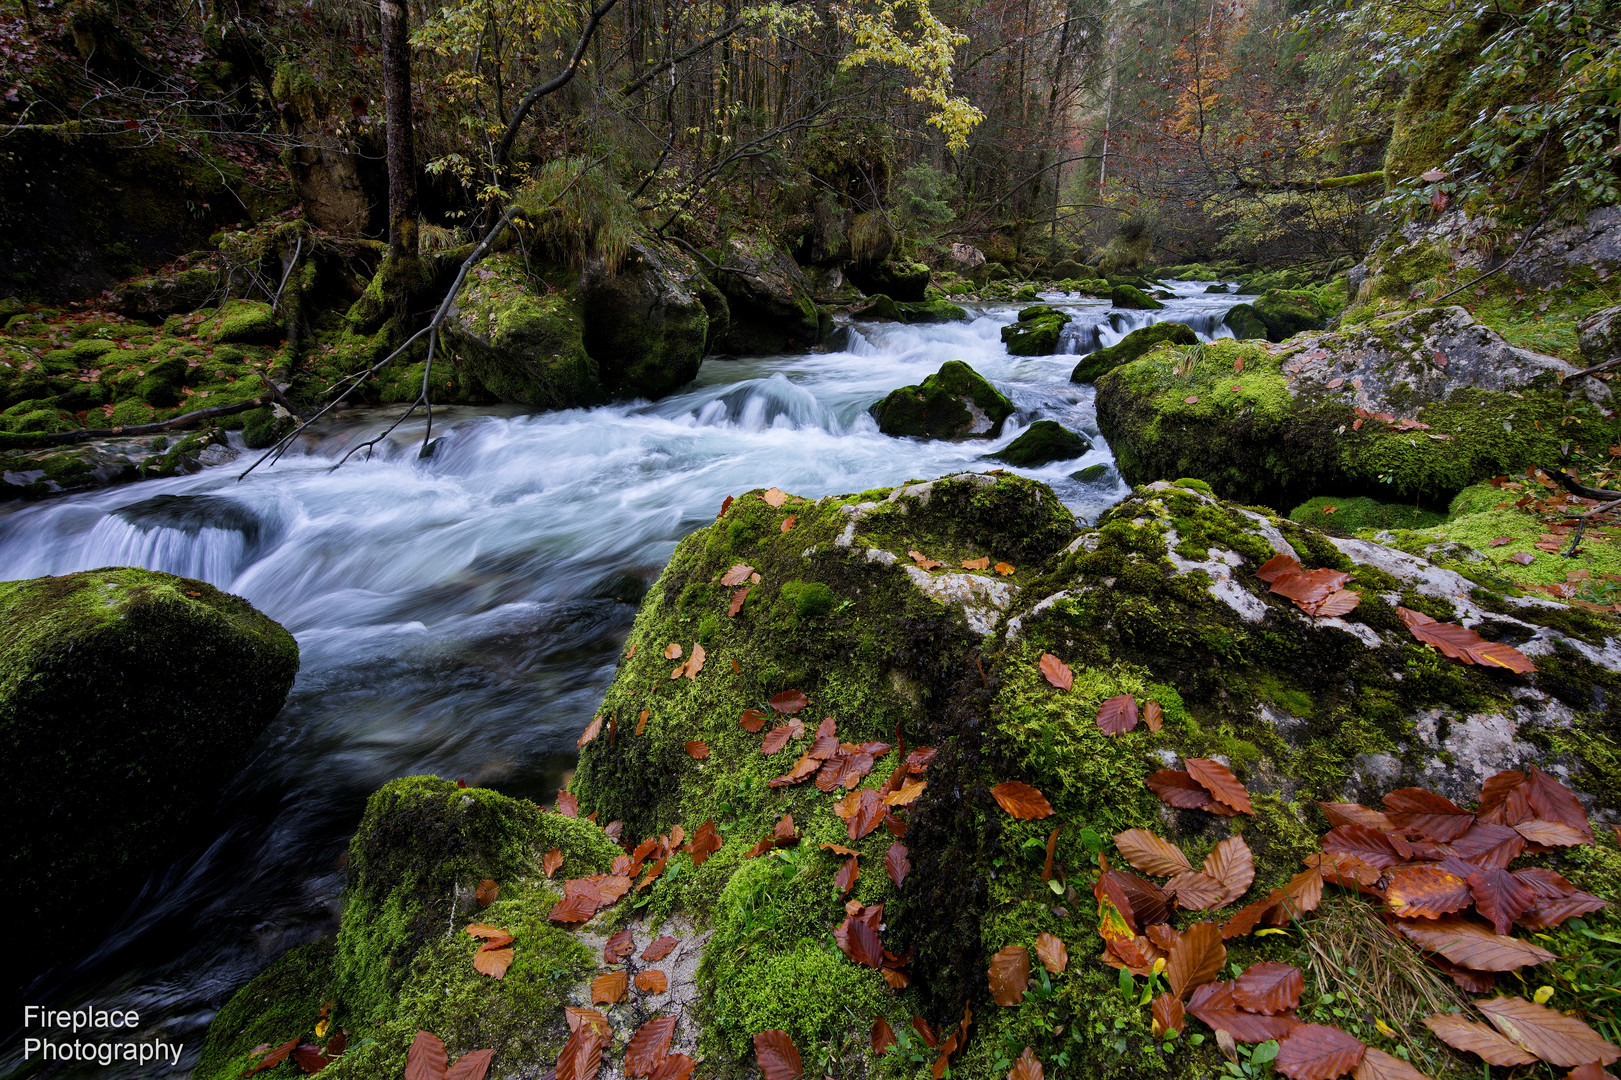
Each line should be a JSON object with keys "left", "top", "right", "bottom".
{"left": 1000, "top": 304, "right": 1071, "bottom": 356}
{"left": 205, "top": 472, "right": 1618, "bottom": 1080}
{"left": 870, "top": 359, "right": 1014, "bottom": 439}
{"left": 1070, "top": 321, "right": 1196, "bottom": 383}
{"left": 1095, "top": 310, "right": 1613, "bottom": 508}
{"left": 2, "top": 568, "right": 298, "bottom": 974}
{"left": 986, "top": 419, "right": 1091, "bottom": 466}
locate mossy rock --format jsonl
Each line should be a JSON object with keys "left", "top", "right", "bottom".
{"left": 847, "top": 259, "right": 931, "bottom": 302}
{"left": 579, "top": 236, "right": 709, "bottom": 400}
{"left": 1000, "top": 306, "right": 1072, "bottom": 356}
{"left": 1071, "top": 321, "right": 1197, "bottom": 383}
{"left": 986, "top": 420, "right": 1092, "bottom": 466}
{"left": 870, "top": 359, "right": 1015, "bottom": 439}
{"left": 1224, "top": 303, "right": 1270, "bottom": 340}
{"left": 1251, "top": 289, "right": 1325, "bottom": 341}
{"left": 1096, "top": 308, "right": 1616, "bottom": 508}
{"left": 1288, "top": 495, "right": 1447, "bottom": 534}
{"left": 854, "top": 295, "right": 968, "bottom": 324}
{"left": 1, "top": 568, "right": 298, "bottom": 976}
{"left": 205, "top": 299, "right": 282, "bottom": 344}
{"left": 211, "top": 470, "right": 1621, "bottom": 1079}
{"left": 445, "top": 252, "right": 603, "bottom": 409}
{"left": 198, "top": 776, "right": 618, "bottom": 1080}
{"left": 1111, "top": 284, "right": 1164, "bottom": 311}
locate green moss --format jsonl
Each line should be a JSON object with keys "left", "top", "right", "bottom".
{"left": 987, "top": 421, "right": 1092, "bottom": 467}
{"left": 870, "top": 360, "right": 1014, "bottom": 439}
{"left": 206, "top": 299, "right": 281, "bottom": 344}
{"left": 1072, "top": 323, "right": 1197, "bottom": 383}
{"left": 1111, "top": 284, "right": 1164, "bottom": 311}
{"left": 779, "top": 580, "right": 836, "bottom": 619}
{"left": 1289, "top": 496, "right": 1447, "bottom": 534}
{"left": 194, "top": 942, "right": 336, "bottom": 1079}
{"left": 1001, "top": 307, "right": 1073, "bottom": 356}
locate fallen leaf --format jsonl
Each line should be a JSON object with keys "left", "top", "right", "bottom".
{"left": 543, "top": 849, "right": 563, "bottom": 877}
{"left": 1274, "top": 1024, "right": 1366, "bottom": 1080}
{"left": 728, "top": 587, "right": 750, "bottom": 616}
{"left": 1203, "top": 836, "right": 1255, "bottom": 905}
{"left": 1114, "top": 829, "right": 1192, "bottom": 877}
{"left": 1168, "top": 922, "right": 1225, "bottom": 999}
{"left": 557, "top": 791, "right": 579, "bottom": 818}
{"left": 1423, "top": 1014, "right": 1538, "bottom": 1066}
{"left": 473, "top": 946, "right": 513, "bottom": 978}
{"left": 1039, "top": 653, "right": 1073, "bottom": 690}
{"left": 761, "top": 487, "right": 790, "bottom": 507}
{"left": 604, "top": 928, "right": 634, "bottom": 964}
{"left": 909, "top": 550, "right": 943, "bottom": 570}
{"left": 995, "top": 562, "right": 1016, "bottom": 575}
{"left": 989, "top": 945, "right": 1031, "bottom": 1006}
{"left": 1383, "top": 787, "right": 1474, "bottom": 842}
{"left": 1147, "top": 770, "right": 1230, "bottom": 813}
{"left": 475, "top": 879, "right": 499, "bottom": 909}
{"left": 872, "top": 1017, "right": 897, "bottom": 1055}
{"left": 1144, "top": 700, "right": 1164, "bottom": 732}
{"left": 720, "top": 563, "right": 754, "bottom": 586}
{"left": 1393, "top": 916, "right": 1556, "bottom": 970}
{"left": 404, "top": 1032, "right": 448, "bottom": 1080}
{"left": 444, "top": 1049, "right": 493, "bottom": 1080}
{"left": 1351, "top": 1048, "right": 1433, "bottom": 1080}
{"left": 991, "top": 781, "right": 1054, "bottom": 819}
{"left": 1035, "top": 932, "right": 1068, "bottom": 974}
{"left": 1385, "top": 865, "right": 1472, "bottom": 919}
{"left": 689, "top": 820, "right": 722, "bottom": 866}
{"left": 1231, "top": 962, "right": 1305, "bottom": 1015}
{"left": 1186, "top": 758, "right": 1254, "bottom": 815}
{"left": 1475, "top": 996, "right": 1621, "bottom": 1067}
{"left": 963, "top": 556, "right": 991, "bottom": 570}
{"left": 1398, "top": 607, "right": 1536, "bottom": 673}
{"left": 685, "top": 740, "right": 710, "bottom": 759}
{"left": 739, "top": 708, "right": 767, "bottom": 733}
{"left": 625, "top": 1015, "right": 677, "bottom": 1077}
{"left": 634, "top": 970, "right": 669, "bottom": 994}
{"left": 1187, "top": 982, "right": 1301, "bottom": 1042}
{"left": 590, "top": 970, "right": 629, "bottom": 1004}
{"left": 770, "top": 689, "right": 809, "bottom": 714}
{"left": 1009, "top": 1047, "right": 1044, "bottom": 1080}
{"left": 1185, "top": 395, "right": 1199, "bottom": 404}
{"left": 886, "top": 842, "right": 911, "bottom": 888}
{"left": 781, "top": 514, "right": 796, "bottom": 532}
{"left": 1097, "top": 694, "right": 1139, "bottom": 735}
{"left": 835, "top": 856, "right": 859, "bottom": 896}
{"left": 663, "top": 642, "right": 683, "bottom": 660}
{"left": 648, "top": 1055, "right": 695, "bottom": 1080}
{"left": 577, "top": 718, "right": 603, "bottom": 748}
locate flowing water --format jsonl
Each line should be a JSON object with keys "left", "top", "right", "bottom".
{"left": 0, "top": 280, "right": 1245, "bottom": 1077}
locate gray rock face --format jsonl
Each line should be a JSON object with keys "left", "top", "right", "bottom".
{"left": 1286, "top": 306, "right": 1595, "bottom": 417}
{"left": 1578, "top": 304, "right": 1621, "bottom": 365}
{"left": 580, "top": 238, "right": 709, "bottom": 399}
{"left": 711, "top": 234, "right": 823, "bottom": 354}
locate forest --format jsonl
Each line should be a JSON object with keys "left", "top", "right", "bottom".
{"left": 1, "top": 0, "right": 1620, "bottom": 1076}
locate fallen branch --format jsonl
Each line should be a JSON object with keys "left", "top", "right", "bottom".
{"left": 1561, "top": 356, "right": 1621, "bottom": 382}
{"left": 1431, "top": 195, "right": 1569, "bottom": 304}
{"left": 0, "top": 397, "right": 266, "bottom": 450}
{"left": 1546, "top": 467, "right": 1621, "bottom": 502}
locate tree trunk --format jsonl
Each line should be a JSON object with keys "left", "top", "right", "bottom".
{"left": 380, "top": 0, "right": 418, "bottom": 259}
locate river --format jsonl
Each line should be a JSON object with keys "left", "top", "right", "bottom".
{"left": 0, "top": 281, "right": 1245, "bottom": 1077}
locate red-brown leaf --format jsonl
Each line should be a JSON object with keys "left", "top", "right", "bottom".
{"left": 1231, "top": 962, "right": 1304, "bottom": 1015}
{"left": 1187, "top": 982, "right": 1301, "bottom": 1042}
{"left": 589, "top": 970, "right": 629, "bottom": 1004}
{"left": 1143, "top": 700, "right": 1165, "bottom": 732}
{"left": 1039, "top": 652, "right": 1073, "bottom": 690}
{"left": 1186, "top": 758, "right": 1253, "bottom": 815}
{"left": 643, "top": 936, "right": 679, "bottom": 961}
{"left": 1398, "top": 607, "right": 1537, "bottom": 673}
{"left": 604, "top": 928, "right": 634, "bottom": 964}
{"left": 1448, "top": 822, "right": 1526, "bottom": 869}
{"left": 556, "top": 1022, "right": 610, "bottom": 1080}
{"left": 728, "top": 587, "right": 750, "bottom": 616}
{"left": 1475, "top": 996, "right": 1621, "bottom": 1067}
{"left": 577, "top": 718, "right": 602, "bottom": 748}
{"left": 625, "top": 1015, "right": 677, "bottom": 1077}
{"left": 886, "top": 842, "right": 910, "bottom": 888}
{"left": 1255, "top": 553, "right": 1305, "bottom": 583}
{"left": 684, "top": 740, "right": 709, "bottom": 759}
{"left": 473, "top": 946, "right": 513, "bottom": 978}
{"left": 1322, "top": 824, "right": 1407, "bottom": 868}
{"left": 1009, "top": 1047, "right": 1044, "bottom": 1080}
{"left": 1393, "top": 916, "right": 1556, "bottom": 970}
{"left": 443, "top": 1049, "right": 493, "bottom": 1080}
{"left": 753, "top": 1030, "right": 803, "bottom": 1080}
{"left": 739, "top": 708, "right": 767, "bottom": 733}
{"left": 557, "top": 790, "right": 579, "bottom": 817}
{"left": 1168, "top": 921, "right": 1226, "bottom": 999}
{"left": 989, "top": 945, "right": 1031, "bottom": 1006}
{"left": 720, "top": 563, "right": 754, "bottom": 586}
{"left": 1035, "top": 932, "right": 1068, "bottom": 974}
{"left": 1042, "top": 826, "right": 1059, "bottom": 882}
{"left": 1274, "top": 1024, "right": 1366, "bottom": 1080}
{"left": 474, "top": 879, "right": 499, "bottom": 909}
{"left": 404, "top": 1031, "right": 448, "bottom": 1080}
{"left": 1147, "top": 770, "right": 1224, "bottom": 812}
{"left": 1153, "top": 993, "right": 1185, "bottom": 1038}
{"left": 835, "top": 856, "right": 859, "bottom": 896}
{"left": 1423, "top": 1014, "right": 1538, "bottom": 1066}
{"left": 1525, "top": 766, "right": 1594, "bottom": 842}
{"left": 1097, "top": 694, "right": 1139, "bottom": 735}
{"left": 1385, "top": 865, "right": 1473, "bottom": 919}
{"left": 991, "top": 781, "right": 1054, "bottom": 819}
{"left": 835, "top": 914, "right": 883, "bottom": 968}
{"left": 1318, "top": 803, "right": 1393, "bottom": 831}
{"left": 872, "top": 1017, "right": 897, "bottom": 1055}
{"left": 634, "top": 970, "right": 668, "bottom": 994}
{"left": 689, "top": 820, "right": 722, "bottom": 867}
{"left": 1351, "top": 1048, "right": 1433, "bottom": 1080}
{"left": 542, "top": 848, "right": 564, "bottom": 878}
{"left": 1383, "top": 788, "right": 1475, "bottom": 842}
{"left": 648, "top": 1055, "right": 695, "bottom": 1080}
{"left": 1466, "top": 867, "right": 1536, "bottom": 934}
{"left": 1203, "top": 836, "right": 1255, "bottom": 905}
{"left": 769, "top": 689, "right": 808, "bottom": 714}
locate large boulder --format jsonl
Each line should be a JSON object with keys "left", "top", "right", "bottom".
{"left": 853, "top": 294, "right": 968, "bottom": 324}
{"left": 204, "top": 472, "right": 1618, "bottom": 1080}
{"left": 711, "top": 234, "right": 824, "bottom": 354}
{"left": 1578, "top": 304, "right": 1621, "bottom": 365}
{"left": 985, "top": 419, "right": 1091, "bottom": 465}
{"left": 1111, "top": 283, "right": 1164, "bottom": 310}
{"left": 1095, "top": 309, "right": 1614, "bottom": 508}
{"left": 445, "top": 253, "right": 602, "bottom": 409}
{"left": 1070, "top": 321, "right": 1196, "bottom": 383}
{"left": 580, "top": 237, "right": 710, "bottom": 399}
{"left": 2, "top": 568, "right": 298, "bottom": 977}
{"left": 1223, "top": 303, "right": 1270, "bottom": 340}
{"left": 870, "top": 360, "right": 1014, "bottom": 439}
{"left": 847, "top": 259, "right": 931, "bottom": 302}
{"left": 1000, "top": 305, "right": 1072, "bottom": 356}
{"left": 1249, "top": 289, "right": 1325, "bottom": 340}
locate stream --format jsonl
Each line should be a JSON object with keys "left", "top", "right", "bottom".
{"left": 0, "top": 280, "right": 1247, "bottom": 1077}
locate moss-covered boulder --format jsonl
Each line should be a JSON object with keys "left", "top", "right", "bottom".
{"left": 1288, "top": 495, "right": 1447, "bottom": 534}
{"left": 111, "top": 265, "right": 221, "bottom": 319}
{"left": 197, "top": 776, "right": 621, "bottom": 1080}
{"left": 1224, "top": 303, "right": 1270, "bottom": 340}
{"left": 1095, "top": 309, "right": 1615, "bottom": 508}
{"left": 986, "top": 419, "right": 1091, "bottom": 466}
{"left": 1250, "top": 289, "right": 1326, "bottom": 341}
{"left": 711, "top": 233, "right": 824, "bottom": 354}
{"left": 853, "top": 294, "right": 968, "bottom": 324}
{"left": 202, "top": 299, "right": 281, "bottom": 344}
{"left": 1070, "top": 321, "right": 1197, "bottom": 383}
{"left": 870, "top": 360, "right": 1015, "bottom": 439}
{"left": 1000, "top": 305, "right": 1072, "bottom": 356}
{"left": 1111, "top": 283, "right": 1164, "bottom": 310}
{"left": 580, "top": 237, "right": 709, "bottom": 399}
{"left": 1, "top": 568, "right": 298, "bottom": 974}
{"left": 446, "top": 252, "right": 602, "bottom": 409}
{"left": 847, "top": 259, "right": 931, "bottom": 302}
